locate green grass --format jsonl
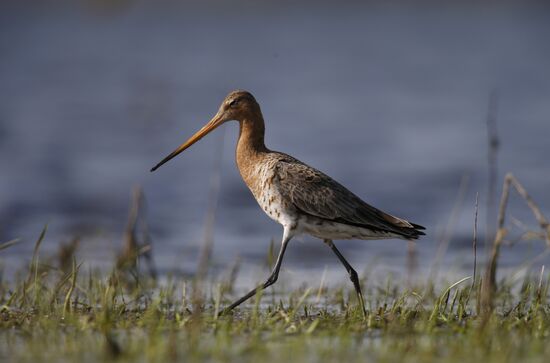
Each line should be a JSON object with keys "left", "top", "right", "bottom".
{"left": 1, "top": 250, "right": 549, "bottom": 363}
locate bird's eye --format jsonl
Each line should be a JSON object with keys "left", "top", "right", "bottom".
{"left": 229, "top": 99, "right": 239, "bottom": 108}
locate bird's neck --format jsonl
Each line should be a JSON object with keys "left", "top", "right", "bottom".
{"left": 236, "top": 116, "right": 268, "bottom": 185}
{"left": 237, "top": 116, "right": 267, "bottom": 156}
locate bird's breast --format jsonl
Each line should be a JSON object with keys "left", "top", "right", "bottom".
{"left": 239, "top": 158, "right": 297, "bottom": 227}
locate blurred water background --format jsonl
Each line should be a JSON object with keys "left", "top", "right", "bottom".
{"left": 1, "top": 0, "right": 549, "bottom": 288}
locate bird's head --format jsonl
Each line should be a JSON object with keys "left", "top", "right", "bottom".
{"left": 218, "top": 90, "right": 261, "bottom": 122}
{"left": 150, "top": 90, "right": 260, "bottom": 172}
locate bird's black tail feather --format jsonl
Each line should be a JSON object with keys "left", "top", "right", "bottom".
{"left": 403, "top": 222, "right": 426, "bottom": 240}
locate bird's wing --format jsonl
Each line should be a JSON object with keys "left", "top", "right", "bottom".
{"left": 273, "top": 155, "right": 424, "bottom": 238}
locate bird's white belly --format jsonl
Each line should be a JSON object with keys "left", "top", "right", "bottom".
{"left": 256, "top": 187, "right": 297, "bottom": 227}
{"left": 297, "top": 214, "right": 400, "bottom": 240}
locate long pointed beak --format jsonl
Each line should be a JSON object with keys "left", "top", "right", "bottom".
{"left": 150, "top": 113, "right": 224, "bottom": 172}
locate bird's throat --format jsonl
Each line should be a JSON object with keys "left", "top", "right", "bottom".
{"left": 236, "top": 117, "right": 268, "bottom": 187}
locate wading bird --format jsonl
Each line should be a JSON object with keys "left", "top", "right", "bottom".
{"left": 151, "top": 90, "right": 425, "bottom": 316}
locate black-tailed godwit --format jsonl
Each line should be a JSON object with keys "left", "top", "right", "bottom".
{"left": 151, "top": 90, "right": 425, "bottom": 315}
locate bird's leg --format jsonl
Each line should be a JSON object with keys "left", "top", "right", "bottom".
{"left": 221, "top": 230, "right": 293, "bottom": 314}
{"left": 324, "top": 239, "right": 367, "bottom": 318}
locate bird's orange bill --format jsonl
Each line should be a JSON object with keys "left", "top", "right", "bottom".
{"left": 150, "top": 113, "right": 223, "bottom": 172}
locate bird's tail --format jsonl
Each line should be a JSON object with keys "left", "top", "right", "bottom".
{"left": 400, "top": 222, "right": 426, "bottom": 240}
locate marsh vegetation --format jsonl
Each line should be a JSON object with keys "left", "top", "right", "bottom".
{"left": 1, "top": 172, "right": 550, "bottom": 363}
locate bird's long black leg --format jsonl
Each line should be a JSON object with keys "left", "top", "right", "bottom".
{"left": 221, "top": 232, "right": 292, "bottom": 314}
{"left": 324, "top": 239, "right": 367, "bottom": 318}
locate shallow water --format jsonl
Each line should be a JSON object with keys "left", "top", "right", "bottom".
{"left": 1, "top": 1, "right": 549, "bottom": 286}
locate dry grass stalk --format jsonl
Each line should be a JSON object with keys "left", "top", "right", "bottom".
{"left": 25, "top": 225, "right": 47, "bottom": 287}
{"left": 468, "top": 193, "right": 478, "bottom": 303}
{"left": 117, "top": 186, "right": 156, "bottom": 279}
{"left": 481, "top": 173, "right": 550, "bottom": 315}
{"left": 57, "top": 238, "right": 79, "bottom": 274}
{"left": 536, "top": 265, "right": 545, "bottom": 301}
{"left": 62, "top": 257, "right": 82, "bottom": 318}
{"left": 485, "top": 91, "right": 499, "bottom": 248}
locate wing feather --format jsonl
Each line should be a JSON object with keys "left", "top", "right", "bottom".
{"left": 273, "top": 155, "right": 424, "bottom": 239}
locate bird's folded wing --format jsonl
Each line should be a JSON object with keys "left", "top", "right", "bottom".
{"left": 273, "top": 157, "right": 416, "bottom": 234}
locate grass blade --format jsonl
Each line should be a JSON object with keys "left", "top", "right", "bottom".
{"left": 0, "top": 238, "right": 21, "bottom": 252}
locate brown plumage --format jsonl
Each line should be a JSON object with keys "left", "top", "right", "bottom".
{"left": 270, "top": 153, "right": 424, "bottom": 239}
{"left": 151, "top": 89, "right": 425, "bottom": 316}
